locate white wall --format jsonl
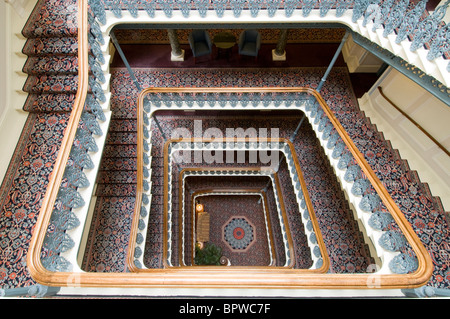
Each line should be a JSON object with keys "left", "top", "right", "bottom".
{"left": 0, "top": 1, "right": 9, "bottom": 124}
{"left": 0, "top": 0, "right": 36, "bottom": 184}
{"left": 342, "top": 34, "right": 384, "bottom": 73}
{"left": 359, "top": 67, "right": 450, "bottom": 211}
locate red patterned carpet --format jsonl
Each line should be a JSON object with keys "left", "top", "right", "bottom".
{"left": 1, "top": 0, "right": 449, "bottom": 293}
{"left": 199, "top": 194, "right": 272, "bottom": 267}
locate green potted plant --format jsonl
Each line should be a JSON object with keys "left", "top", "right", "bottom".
{"left": 194, "top": 242, "right": 222, "bottom": 265}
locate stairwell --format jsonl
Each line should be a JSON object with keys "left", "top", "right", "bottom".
{"left": 1, "top": 0, "right": 449, "bottom": 296}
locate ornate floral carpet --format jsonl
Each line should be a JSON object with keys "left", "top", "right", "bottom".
{"left": 0, "top": 0, "right": 78, "bottom": 290}
{"left": 2, "top": 63, "right": 449, "bottom": 290}
{"left": 84, "top": 66, "right": 450, "bottom": 289}
{"left": 0, "top": 0, "right": 449, "bottom": 290}
{"left": 198, "top": 195, "right": 272, "bottom": 267}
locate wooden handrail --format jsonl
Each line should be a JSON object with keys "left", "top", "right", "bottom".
{"left": 150, "top": 138, "right": 328, "bottom": 271}
{"left": 152, "top": 139, "right": 328, "bottom": 271}
{"left": 177, "top": 166, "right": 314, "bottom": 270}
{"left": 377, "top": 86, "right": 450, "bottom": 157}
{"left": 26, "top": 0, "right": 90, "bottom": 286}
{"left": 26, "top": 31, "right": 434, "bottom": 290}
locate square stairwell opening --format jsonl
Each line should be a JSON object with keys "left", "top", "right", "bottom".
{"left": 132, "top": 109, "right": 331, "bottom": 272}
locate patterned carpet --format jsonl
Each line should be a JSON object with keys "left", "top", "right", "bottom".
{"left": 180, "top": 175, "right": 290, "bottom": 267}
{"left": 197, "top": 194, "right": 272, "bottom": 267}
{"left": 85, "top": 66, "right": 450, "bottom": 287}
{"left": 1, "top": 0, "right": 449, "bottom": 292}
{"left": 0, "top": 0, "right": 78, "bottom": 289}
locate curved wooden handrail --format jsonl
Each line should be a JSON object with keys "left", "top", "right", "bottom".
{"left": 377, "top": 86, "right": 450, "bottom": 157}
{"left": 128, "top": 86, "right": 433, "bottom": 288}
{"left": 26, "top": 0, "right": 90, "bottom": 286}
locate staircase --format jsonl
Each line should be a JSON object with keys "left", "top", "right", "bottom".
{"left": 350, "top": 0, "right": 450, "bottom": 93}
{"left": 22, "top": 0, "right": 79, "bottom": 113}
{"left": 309, "top": 86, "right": 450, "bottom": 288}
{"left": 292, "top": 120, "right": 375, "bottom": 273}
{"left": 80, "top": 81, "right": 138, "bottom": 271}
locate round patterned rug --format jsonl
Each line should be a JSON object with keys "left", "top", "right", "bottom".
{"left": 223, "top": 217, "right": 255, "bottom": 251}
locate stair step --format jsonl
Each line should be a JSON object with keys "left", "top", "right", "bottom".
{"left": 149, "top": 203, "right": 164, "bottom": 219}
{"left": 105, "top": 132, "right": 137, "bottom": 145}
{"left": 108, "top": 119, "right": 138, "bottom": 132}
{"left": 324, "top": 238, "right": 371, "bottom": 258}
{"left": 22, "top": 37, "right": 79, "bottom": 56}
{"left": 23, "top": 74, "right": 78, "bottom": 94}
{"left": 96, "top": 183, "right": 137, "bottom": 197}
{"left": 111, "top": 100, "right": 138, "bottom": 119}
{"left": 103, "top": 144, "right": 137, "bottom": 158}
{"left": 23, "top": 93, "right": 76, "bottom": 112}
{"left": 22, "top": 56, "right": 79, "bottom": 75}
{"left": 150, "top": 156, "right": 163, "bottom": 167}
{"left": 150, "top": 167, "right": 164, "bottom": 179}
{"left": 329, "top": 255, "right": 375, "bottom": 273}
{"left": 97, "top": 170, "right": 137, "bottom": 184}
{"left": 151, "top": 183, "right": 164, "bottom": 195}
{"left": 142, "top": 253, "right": 164, "bottom": 269}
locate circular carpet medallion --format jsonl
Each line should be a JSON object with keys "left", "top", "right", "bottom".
{"left": 223, "top": 217, "right": 255, "bottom": 251}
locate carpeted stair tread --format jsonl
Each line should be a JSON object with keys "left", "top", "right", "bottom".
{"left": 110, "top": 102, "right": 138, "bottom": 120}
{"left": 96, "top": 183, "right": 137, "bottom": 197}
{"left": 322, "top": 238, "right": 371, "bottom": 258}
{"left": 330, "top": 255, "right": 375, "bottom": 273}
{"left": 99, "top": 157, "right": 137, "bottom": 171}
{"left": 22, "top": 0, "right": 78, "bottom": 39}
{"left": 148, "top": 203, "right": 164, "bottom": 223}
{"left": 22, "top": 37, "right": 79, "bottom": 56}
{"left": 108, "top": 119, "right": 138, "bottom": 132}
{"left": 23, "top": 93, "right": 77, "bottom": 112}
{"left": 150, "top": 182, "right": 164, "bottom": 195}
{"left": 150, "top": 167, "right": 163, "bottom": 179}
{"left": 150, "top": 173, "right": 164, "bottom": 188}
{"left": 150, "top": 156, "right": 163, "bottom": 167}
{"left": 102, "top": 144, "right": 137, "bottom": 158}
{"left": 23, "top": 74, "right": 79, "bottom": 94}
{"left": 149, "top": 194, "right": 164, "bottom": 206}
{"left": 105, "top": 132, "right": 137, "bottom": 145}
{"left": 22, "top": 56, "right": 79, "bottom": 75}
